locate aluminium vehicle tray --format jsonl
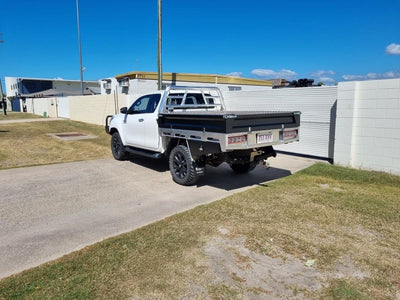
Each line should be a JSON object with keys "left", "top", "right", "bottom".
{"left": 157, "top": 110, "right": 301, "bottom": 134}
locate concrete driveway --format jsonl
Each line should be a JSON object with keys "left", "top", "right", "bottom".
{"left": 0, "top": 154, "right": 317, "bottom": 279}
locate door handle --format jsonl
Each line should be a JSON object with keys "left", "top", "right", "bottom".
{"left": 138, "top": 118, "right": 144, "bottom": 122}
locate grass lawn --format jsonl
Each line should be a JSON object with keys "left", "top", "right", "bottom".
{"left": 0, "top": 112, "right": 42, "bottom": 120}
{"left": 0, "top": 163, "right": 399, "bottom": 299}
{"left": 0, "top": 119, "right": 111, "bottom": 169}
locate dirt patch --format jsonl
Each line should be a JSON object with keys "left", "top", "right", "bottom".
{"left": 47, "top": 132, "right": 98, "bottom": 141}
{"left": 202, "top": 227, "right": 370, "bottom": 299}
{"left": 204, "top": 236, "right": 322, "bottom": 299}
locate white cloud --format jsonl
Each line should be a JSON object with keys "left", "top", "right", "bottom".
{"left": 386, "top": 43, "right": 400, "bottom": 55}
{"left": 342, "top": 71, "right": 400, "bottom": 81}
{"left": 310, "top": 70, "right": 335, "bottom": 77}
{"left": 342, "top": 74, "right": 365, "bottom": 81}
{"left": 309, "top": 70, "right": 337, "bottom": 85}
{"left": 319, "top": 77, "right": 336, "bottom": 83}
{"left": 382, "top": 71, "right": 397, "bottom": 78}
{"left": 226, "top": 72, "right": 243, "bottom": 77}
{"left": 380, "top": 71, "right": 400, "bottom": 78}
{"left": 251, "top": 69, "right": 297, "bottom": 79}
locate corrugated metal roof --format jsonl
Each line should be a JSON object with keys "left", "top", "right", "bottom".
{"left": 114, "top": 71, "right": 274, "bottom": 86}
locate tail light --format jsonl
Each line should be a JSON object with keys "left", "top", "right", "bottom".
{"left": 280, "top": 130, "right": 298, "bottom": 140}
{"left": 228, "top": 135, "right": 247, "bottom": 144}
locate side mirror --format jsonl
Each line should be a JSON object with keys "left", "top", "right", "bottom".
{"left": 120, "top": 107, "right": 128, "bottom": 114}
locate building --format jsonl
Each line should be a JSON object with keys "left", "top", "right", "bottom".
{"left": 4, "top": 76, "right": 100, "bottom": 111}
{"left": 100, "top": 71, "right": 281, "bottom": 95}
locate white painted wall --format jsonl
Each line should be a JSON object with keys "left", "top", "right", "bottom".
{"left": 334, "top": 79, "right": 400, "bottom": 175}
{"left": 100, "top": 78, "right": 119, "bottom": 94}
{"left": 128, "top": 79, "right": 158, "bottom": 95}
{"left": 223, "top": 86, "right": 338, "bottom": 159}
{"left": 4, "top": 77, "right": 18, "bottom": 98}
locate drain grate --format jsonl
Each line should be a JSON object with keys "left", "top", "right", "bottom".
{"left": 47, "top": 132, "right": 98, "bottom": 141}
{"left": 54, "top": 133, "right": 86, "bottom": 138}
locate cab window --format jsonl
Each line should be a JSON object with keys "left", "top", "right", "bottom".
{"left": 128, "top": 94, "right": 161, "bottom": 114}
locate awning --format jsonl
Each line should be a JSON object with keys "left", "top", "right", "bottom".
{"left": 19, "top": 88, "right": 99, "bottom": 98}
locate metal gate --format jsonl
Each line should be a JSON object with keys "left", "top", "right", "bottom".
{"left": 223, "top": 86, "right": 338, "bottom": 160}
{"left": 11, "top": 99, "right": 21, "bottom": 111}
{"left": 56, "top": 97, "right": 70, "bottom": 118}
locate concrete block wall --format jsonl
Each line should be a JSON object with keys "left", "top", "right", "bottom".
{"left": 334, "top": 79, "right": 400, "bottom": 175}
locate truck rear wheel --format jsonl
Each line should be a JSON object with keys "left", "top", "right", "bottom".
{"left": 169, "top": 145, "right": 198, "bottom": 186}
{"left": 111, "top": 131, "right": 128, "bottom": 161}
{"left": 230, "top": 162, "right": 256, "bottom": 174}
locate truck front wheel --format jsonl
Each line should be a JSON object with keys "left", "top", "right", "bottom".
{"left": 169, "top": 145, "right": 198, "bottom": 186}
{"left": 111, "top": 131, "right": 128, "bottom": 161}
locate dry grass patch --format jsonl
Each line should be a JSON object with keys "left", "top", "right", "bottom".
{"left": 0, "top": 120, "right": 111, "bottom": 169}
{"left": 0, "top": 112, "right": 42, "bottom": 120}
{"left": 0, "top": 164, "right": 399, "bottom": 299}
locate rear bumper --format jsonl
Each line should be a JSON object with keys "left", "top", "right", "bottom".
{"left": 160, "top": 127, "right": 299, "bottom": 152}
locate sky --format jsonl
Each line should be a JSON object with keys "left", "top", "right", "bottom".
{"left": 1, "top": 0, "right": 400, "bottom": 91}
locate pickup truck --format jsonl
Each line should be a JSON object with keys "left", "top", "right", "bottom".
{"left": 105, "top": 86, "right": 300, "bottom": 185}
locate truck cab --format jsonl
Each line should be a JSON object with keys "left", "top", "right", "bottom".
{"left": 115, "top": 92, "right": 163, "bottom": 152}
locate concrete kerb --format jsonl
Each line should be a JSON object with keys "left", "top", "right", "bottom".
{"left": 0, "top": 117, "right": 66, "bottom": 124}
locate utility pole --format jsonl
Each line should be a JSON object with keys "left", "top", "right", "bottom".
{"left": 0, "top": 34, "right": 6, "bottom": 115}
{"left": 157, "top": 0, "right": 162, "bottom": 90}
{"left": 0, "top": 34, "right": 3, "bottom": 99}
{"left": 76, "top": 0, "right": 84, "bottom": 95}
{"left": 0, "top": 78, "right": 3, "bottom": 101}
{"left": 0, "top": 78, "right": 6, "bottom": 116}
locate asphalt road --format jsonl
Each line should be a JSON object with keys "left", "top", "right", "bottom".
{"left": 0, "top": 154, "right": 317, "bottom": 279}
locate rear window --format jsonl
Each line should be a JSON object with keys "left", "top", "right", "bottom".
{"left": 166, "top": 93, "right": 209, "bottom": 106}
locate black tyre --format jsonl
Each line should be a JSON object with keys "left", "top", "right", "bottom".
{"left": 111, "top": 131, "right": 128, "bottom": 161}
{"left": 169, "top": 145, "right": 198, "bottom": 186}
{"left": 230, "top": 162, "right": 256, "bottom": 174}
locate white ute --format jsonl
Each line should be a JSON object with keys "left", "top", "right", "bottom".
{"left": 105, "top": 86, "right": 300, "bottom": 185}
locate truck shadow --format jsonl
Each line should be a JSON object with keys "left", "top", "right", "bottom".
{"left": 128, "top": 156, "right": 292, "bottom": 191}
{"left": 128, "top": 155, "right": 169, "bottom": 172}
{"left": 197, "top": 164, "right": 292, "bottom": 190}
